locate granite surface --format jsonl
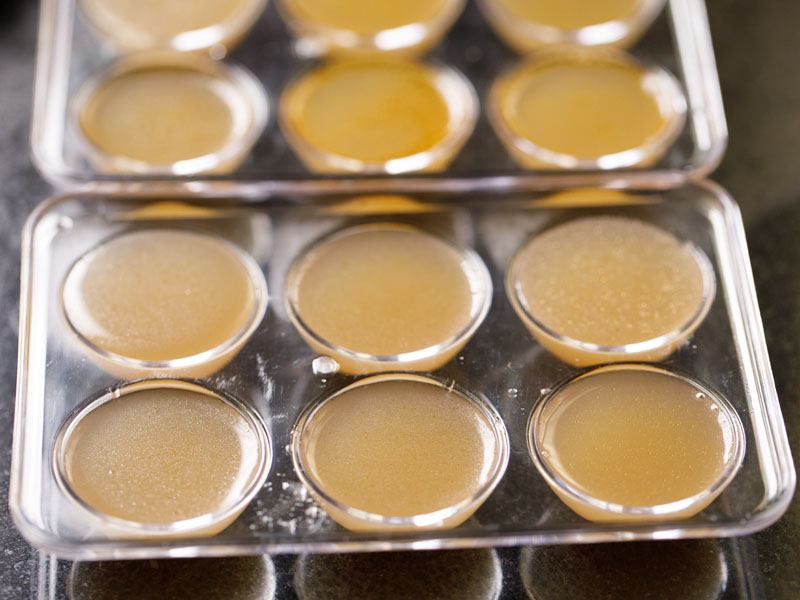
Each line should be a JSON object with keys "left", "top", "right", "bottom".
{"left": 2, "top": 0, "right": 800, "bottom": 598}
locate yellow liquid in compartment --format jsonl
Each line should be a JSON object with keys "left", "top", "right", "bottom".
{"left": 514, "top": 216, "right": 705, "bottom": 349}
{"left": 299, "top": 379, "right": 498, "bottom": 524}
{"left": 327, "top": 194, "right": 433, "bottom": 215}
{"left": 82, "top": 0, "right": 254, "bottom": 38}
{"left": 536, "top": 368, "right": 737, "bottom": 517}
{"left": 494, "top": 0, "right": 643, "bottom": 29}
{"left": 284, "top": 61, "right": 451, "bottom": 164}
{"left": 498, "top": 61, "right": 665, "bottom": 159}
{"left": 63, "top": 387, "right": 260, "bottom": 525}
{"left": 289, "top": 0, "right": 447, "bottom": 33}
{"left": 294, "top": 227, "right": 473, "bottom": 357}
{"left": 63, "top": 230, "right": 256, "bottom": 363}
{"left": 80, "top": 68, "right": 237, "bottom": 165}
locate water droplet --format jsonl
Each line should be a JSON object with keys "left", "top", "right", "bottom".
{"left": 456, "top": 355, "right": 465, "bottom": 364}
{"left": 540, "top": 388, "right": 552, "bottom": 396}
{"left": 540, "top": 450, "right": 551, "bottom": 459}
{"left": 507, "top": 388, "right": 519, "bottom": 398}
{"left": 208, "top": 43, "right": 227, "bottom": 60}
{"left": 312, "top": 356, "right": 339, "bottom": 376}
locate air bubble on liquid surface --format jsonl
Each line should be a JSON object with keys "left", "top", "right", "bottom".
{"left": 312, "top": 356, "right": 339, "bottom": 376}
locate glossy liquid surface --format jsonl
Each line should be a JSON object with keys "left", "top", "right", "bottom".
{"left": 289, "top": 0, "right": 448, "bottom": 33}
{"left": 284, "top": 60, "right": 451, "bottom": 163}
{"left": 494, "top": 0, "right": 642, "bottom": 29}
{"left": 82, "top": 0, "right": 253, "bottom": 37}
{"left": 536, "top": 368, "right": 737, "bottom": 507}
{"left": 299, "top": 379, "right": 498, "bottom": 518}
{"left": 514, "top": 216, "right": 705, "bottom": 347}
{"left": 80, "top": 68, "right": 238, "bottom": 165}
{"left": 63, "top": 230, "right": 256, "bottom": 362}
{"left": 293, "top": 226, "right": 474, "bottom": 356}
{"left": 63, "top": 387, "right": 260, "bottom": 524}
{"left": 498, "top": 61, "right": 665, "bottom": 159}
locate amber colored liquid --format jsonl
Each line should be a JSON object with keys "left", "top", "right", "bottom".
{"left": 494, "top": 0, "right": 642, "bottom": 29}
{"left": 63, "top": 387, "right": 260, "bottom": 525}
{"left": 498, "top": 61, "right": 665, "bottom": 158}
{"left": 328, "top": 194, "right": 433, "bottom": 215}
{"left": 284, "top": 60, "right": 451, "bottom": 163}
{"left": 536, "top": 188, "right": 652, "bottom": 208}
{"left": 536, "top": 367, "right": 737, "bottom": 511}
{"left": 514, "top": 216, "right": 705, "bottom": 349}
{"left": 289, "top": 0, "right": 447, "bottom": 33}
{"left": 80, "top": 68, "right": 237, "bottom": 165}
{"left": 82, "top": 0, "right": 253, "bottom": 37}
{"left": 299, "top": 378, "right": 498, "bottom": 520}
{"left": 63, "top": 230, "right": 256, "bottom": 363}
{"left": 293, "top": 226, "right": 474, "bottom": 357}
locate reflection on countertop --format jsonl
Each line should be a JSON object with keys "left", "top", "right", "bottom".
{"left": 295, "top": 549, "right": 501, "bottom": 600}
{"left": 69, "top": 556, "right": 276, "bottom": 600}
{"left": 520, "top": 540, "right": 727, "bottom": 600}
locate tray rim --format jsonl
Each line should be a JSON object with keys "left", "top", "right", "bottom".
{"left": 9, "top": 180, "right": 795, "bottom": 560}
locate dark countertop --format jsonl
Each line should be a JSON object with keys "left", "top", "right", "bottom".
{"left": 2, "top": 1, "right": 799, "bottom": 598}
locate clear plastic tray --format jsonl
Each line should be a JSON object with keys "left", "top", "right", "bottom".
{"left": 10, "top": 181, "right": 794, "bottom": 560}
{"left": 31, "top": 0, "right": 727, "bottom": 192}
